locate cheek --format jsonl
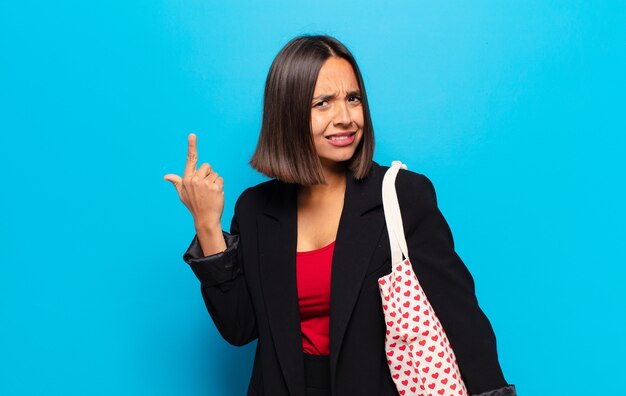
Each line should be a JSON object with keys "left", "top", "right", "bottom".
{"left": 353, "top": 108, "right": 365, "bottom": 125}
{"left": 310, "top": 114, "right": 326, "bottom": 133}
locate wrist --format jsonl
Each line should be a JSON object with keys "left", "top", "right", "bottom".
{"left": 194, "top": 219, "right": 222, "bottom": 235}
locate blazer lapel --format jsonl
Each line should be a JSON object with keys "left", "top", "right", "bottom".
{"left": 329, "top": 162, "right": 386, "bottom": 388}
{"left": 258, "top": 181, "right": 306, "bottom": 396}
{"left": 257, "top": 162, "right": 386, "bottom": 396}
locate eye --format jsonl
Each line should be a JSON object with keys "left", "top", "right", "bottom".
{"left": 314, "top": 100, "right": 328, "bottom": 108}
{"left": 348, "top": 95, "right": 361, "bottom": 103}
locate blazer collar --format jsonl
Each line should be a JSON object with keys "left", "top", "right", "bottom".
{"left": 257, "top": 161, "right": 386, "bottom": 395}
{"left": 263, "top": 161, "right": 383, "bottom": 219}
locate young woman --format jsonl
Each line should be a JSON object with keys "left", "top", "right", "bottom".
{"left": 164, "top": 35, "right": 515, "bottom": 396}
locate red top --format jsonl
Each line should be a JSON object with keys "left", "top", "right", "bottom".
{"left": 296, "top": 240, "right": 335, "bottom": 356}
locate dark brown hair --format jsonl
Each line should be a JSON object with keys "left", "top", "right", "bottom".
{"left": 249, "top": 34, "right": 375, "bottom": 185}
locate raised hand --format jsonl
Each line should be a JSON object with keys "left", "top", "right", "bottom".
{"left": 164, "top": 133, "right": 225, "bottom": 230}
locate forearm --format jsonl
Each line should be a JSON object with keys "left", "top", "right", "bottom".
{"left": 195, "top": 221, "right": 227, "bottom": 257}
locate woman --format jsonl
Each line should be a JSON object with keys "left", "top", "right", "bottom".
{"left": 164, "top": 35, "right": 515, "bottom": 396}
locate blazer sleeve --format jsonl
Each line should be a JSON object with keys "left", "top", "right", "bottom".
{"left": 396, "top": 171, "right": 516, "bottom": 396}
{"left": 182, "top": 191, "right": 258, "bottom": 347}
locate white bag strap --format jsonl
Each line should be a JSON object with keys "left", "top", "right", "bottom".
{"left": 382, "top": 161, "right": 409, "bottom": 265}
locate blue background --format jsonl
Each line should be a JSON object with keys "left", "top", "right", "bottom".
{"left": 1, "top": 1, "right": 625, "bottom": 395}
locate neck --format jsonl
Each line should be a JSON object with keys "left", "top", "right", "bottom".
{"left": 298, "top": 161, "right": 348, "bottom": 200}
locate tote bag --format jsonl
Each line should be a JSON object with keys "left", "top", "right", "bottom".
{"left": 378, "top": 161, "right": 469, "bottom": 396}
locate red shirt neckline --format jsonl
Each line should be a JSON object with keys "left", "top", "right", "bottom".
{"left": 296, "top": 240, "right": 336, "bottom": 256}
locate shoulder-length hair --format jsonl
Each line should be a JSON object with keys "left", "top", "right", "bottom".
{"left": 249, "top": 34, "right": 375, "bottom": 185}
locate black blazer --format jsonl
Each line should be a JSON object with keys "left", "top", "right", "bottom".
{"left": 183, "top": 161, "right": 515, "bottom": 396}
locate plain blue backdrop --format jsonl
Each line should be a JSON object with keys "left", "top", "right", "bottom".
{"left": 1, "top": 1, "right": 625, "bottom": 395}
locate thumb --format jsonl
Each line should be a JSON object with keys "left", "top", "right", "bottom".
{"left": 163, "top": 174, "right": 183, "bottom": 195}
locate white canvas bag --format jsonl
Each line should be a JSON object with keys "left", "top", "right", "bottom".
{"left": 378, "top": 161, "right": 469, "bottom": 396}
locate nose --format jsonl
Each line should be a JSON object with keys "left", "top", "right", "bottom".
{"left": 333, "top": 100, "right": 352, "bottom": 127}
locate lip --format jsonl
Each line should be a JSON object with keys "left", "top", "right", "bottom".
{"left": 325, "top": 131, "right": 356, "bottom": 138}
{"left": 325, "top": 131, "right": 357, "bottom": 147}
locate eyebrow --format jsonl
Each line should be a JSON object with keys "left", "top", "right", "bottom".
{"left": 312, "top": 90, "right": 361, "bottom": 102}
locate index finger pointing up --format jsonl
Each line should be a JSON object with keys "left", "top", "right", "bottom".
{"left": 184, "top": 133, "right": 198, "bottom": 178}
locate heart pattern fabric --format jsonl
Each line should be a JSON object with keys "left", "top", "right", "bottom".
{"left": 378, "top": 161, "right": 468, "bottom": 396}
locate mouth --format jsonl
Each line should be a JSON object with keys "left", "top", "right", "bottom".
{"left": 325, "top": 131, "right": 357, "bottom": 141}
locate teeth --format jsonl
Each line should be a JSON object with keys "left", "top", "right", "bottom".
{"left": 329, "top": 135, "right": 350, "bottom": 140}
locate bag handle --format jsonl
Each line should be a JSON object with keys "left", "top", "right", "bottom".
{"left": 382, "top": 161, "right": 409, "bottom": 265}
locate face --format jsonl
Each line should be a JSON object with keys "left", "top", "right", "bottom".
{"left": 310, "top": 57, "right": 364, "bottom": 172}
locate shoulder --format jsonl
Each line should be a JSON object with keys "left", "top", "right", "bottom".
{"left": 374, "top": 162, "right": 438, "bottom": 207}
{"left": 233, "top": 178, "right": 284, "bottom": 214}
{"left": 373, "top": 162, "right": 440, "bottom": 230}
